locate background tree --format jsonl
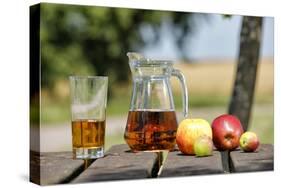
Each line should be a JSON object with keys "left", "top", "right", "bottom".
{"left": 228, "top": 16, "right": 263, "bottom": 130}
{"left": 40, "top": 3, "right": 198, "bottom": 97}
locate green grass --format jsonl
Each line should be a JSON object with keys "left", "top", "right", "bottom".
{"left": 107, "top": 96, "right": 131, "bottom": 116}
{"left": 105, "top": 133, "right": 125, "bottom": 151}
{"left": 40, "top": 95, "right": 131, "bottom": 124}
{"left": 40, "top": 94, "right": 229, "bottom": 124}
{"left": 248, "top": 104, "right": 274, "bottom": 144}
{"left": 40, "top": 92, "right": 273, "bottom": 124}
{"left": 174, "top": 94, "right": 229, "bottom": 108}
{"left": 41, "top": 100, "right": 71, "bottom": 124}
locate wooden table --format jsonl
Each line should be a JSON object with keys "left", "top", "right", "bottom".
{"left": 30, "top": 144, "right": 273, "bottom": 185}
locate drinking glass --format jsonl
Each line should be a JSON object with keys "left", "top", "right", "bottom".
{"left": 69, "top": 76, "right": 108, "bottom": 159}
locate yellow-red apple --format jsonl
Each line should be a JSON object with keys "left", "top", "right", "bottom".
{"left": 176, "top": 119, "right": 212, "bottom": 155}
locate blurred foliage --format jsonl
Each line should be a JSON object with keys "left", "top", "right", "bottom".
{"left": 40, "top": 3, "right": 198, "bottom": 96}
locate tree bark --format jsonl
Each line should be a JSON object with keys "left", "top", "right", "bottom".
{"left": 228, "top": 16, "right": 263, "bottom": 131}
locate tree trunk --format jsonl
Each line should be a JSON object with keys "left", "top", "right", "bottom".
{"left": 228, "top": 16, "right": 263, "bottom": 131}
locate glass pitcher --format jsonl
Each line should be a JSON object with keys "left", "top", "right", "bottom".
{"left": 124, "top": 52, "right": 188, "bottom": 152}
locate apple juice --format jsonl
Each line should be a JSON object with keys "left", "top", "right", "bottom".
{"left": 72, "top": 119, "right": 105, "bottom": 149}
{"left": 124, "top": 110, "right": 178, "bottom": 152}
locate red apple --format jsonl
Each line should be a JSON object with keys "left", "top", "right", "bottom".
{"left": 211, "top": 114, "right": 244, "bottom": 151}
{"left": 239, "top": 132, "right": 259, "bottom": 152}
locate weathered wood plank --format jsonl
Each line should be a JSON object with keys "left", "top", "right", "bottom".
{"left": 30, "top": 150, "right": 87, "bottom": 185}
{"left": 160, "top": 149, "right": 224, "bottom": 177}
{"left": 72, "top": 144, "right": 159, "bottom": 183}
{"left": 230, "top": 144, "right": 273, "bottom": 172}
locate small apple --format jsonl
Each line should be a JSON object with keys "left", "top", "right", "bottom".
{"left": 176, "top": 118, "right": 212, "bottom": 155}
{"left": 194, "top": 135, "right": 213, "bottom": 157}
{"left": 239, "top": 132, "right": 259, "bottom": 152}
{"left": 211, "top": 114, "right": 244, "bottom": 151}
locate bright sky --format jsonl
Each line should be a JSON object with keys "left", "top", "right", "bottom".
{"left": 142, "top": 14, "right": 274, "bottom": 60}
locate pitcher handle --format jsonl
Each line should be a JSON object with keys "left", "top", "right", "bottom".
{"left": 171, "top": 69, "right": 188, "bottom": 118}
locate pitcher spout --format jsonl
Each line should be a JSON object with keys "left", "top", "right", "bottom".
{"left": 127, "top": 52, "right": 145, "bottom": 62}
